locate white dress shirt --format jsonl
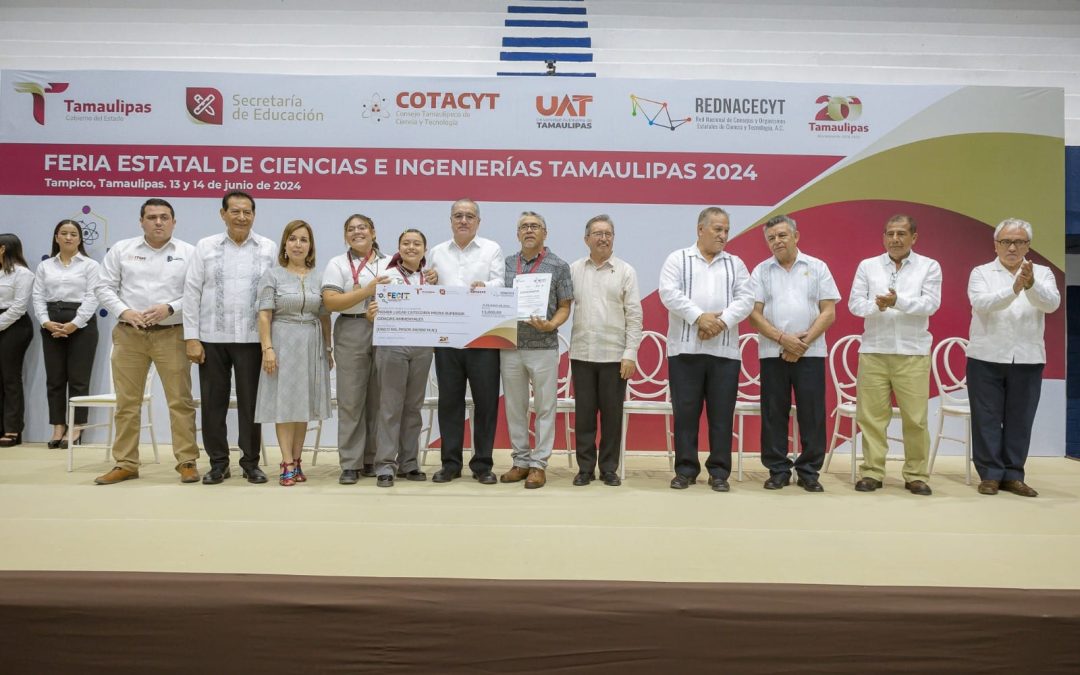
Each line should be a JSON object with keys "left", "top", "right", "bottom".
{"left": 428, "top": 236, "right": 503, "bottom": 288}
{"left": 97, "top": 235, "right": 194, "bottom": 326}
{"left": 0, "top": 266, "right": 35, "bottom": 331}
{"left": 183, "top": 231, "right": 276, "bottom": 342}
{"left": 848, "top": 251, "right": 941, "bottom": 356}
{"left": 967, "top": 259, "right": 1060, "bottom": 364}
{"left": 750, "top": 251, "right": 840, "bottom": 359}
{"left": 321, "top": 249, "right": 387, "bottom": 314}
{"left": 33, "top": 254, "right": 101, "bottom": 328}
{"left": 659, "top": 245, "right": 754, "bottom": 359}
{"left": 569, "top": 254, "right": 643, "bottom": 363}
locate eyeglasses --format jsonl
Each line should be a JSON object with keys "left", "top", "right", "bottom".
{"left": 589, "top": 231, "right": 614, "bottom": 239}
{"left": 518, "top": 223, "right": 544, "bottom": 232}
{"left": 995, "top": 239, "right": 1030, "bottom": 248}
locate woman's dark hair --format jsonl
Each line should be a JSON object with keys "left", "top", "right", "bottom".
{"left": 0, "top": 233, "right": 29, "bottom": 273}
{"left": 277, "top": 220, "right": 317, "bottom": 269}
{"left": 398, "top": 228, "right": 427, "bottom": 247}
{"left": 50, "top": 219, "right": 88, "bottom": 258}
{"left": 344, "top": 213, "right": 380, "bottom": 253}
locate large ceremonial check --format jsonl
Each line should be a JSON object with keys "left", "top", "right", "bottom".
{"left": 372, "top": 285, "right": 518, "bottom": 349}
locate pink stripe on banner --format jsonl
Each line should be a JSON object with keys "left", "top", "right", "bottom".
{"left": 1, "top": 143, "right": 843, "bottom": 205}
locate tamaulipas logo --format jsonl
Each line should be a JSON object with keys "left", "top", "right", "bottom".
{"left": 14, "top": 81, "right": 69, "bottom": 125}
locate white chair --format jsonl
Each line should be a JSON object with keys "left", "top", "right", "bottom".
{"left": 618, "top": 330, "right": 673, "bottom": 480}
{"left": 419, "top": 366, "right": 475, "bottom": 466}
{"left": 65, "top": 353, "right": 159, "bottom": 472}
{"left": 528, "top": 332, "right": 575, "bottom": 467}
{"left": 928, "top": 337, "right": 973, "bottom": 485}
{"left": 823, "top": 334, "right": 901, "bottom": 482}
{"left": 307, "top": 370, "right": 337, "bottom": 465}
{"left": 732, "top": 333, "right": 799, "bottom": 482}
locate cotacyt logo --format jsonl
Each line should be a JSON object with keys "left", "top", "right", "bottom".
{"left": 14, "top": 81, "right": 69, "bottom": 125}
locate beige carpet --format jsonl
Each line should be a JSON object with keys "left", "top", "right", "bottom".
{"left": 1, "top": 444, "right": 1077, "bottom": 589}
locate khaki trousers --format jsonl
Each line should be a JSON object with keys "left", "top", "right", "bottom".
{"left": 855, "top": 353, "right": 930, "bottom": 483}
{"left": 110, "top": 324, "right": 199, "bottom": 471}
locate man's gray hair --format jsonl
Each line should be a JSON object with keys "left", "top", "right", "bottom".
{"left": 585, "top": 214, "right": 614, "bottom": 235}
{"left": 994, "top": 217, "right": 1033, "bottom": 240}
{"left": 518, "top": 210, "right": 546, "bottom": 229}
{"left": 697, "top": 206, "right": 729, "bottom": 226}
{"left": 451, "top": 198, "right": 480, "bottom": 217}
{"left": 764, "top": 214, "right": 797, "bottom": 233}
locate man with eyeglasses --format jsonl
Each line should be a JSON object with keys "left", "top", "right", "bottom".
{"left": 747, "top": 214, "right": 839, "bottom": 492}
{"left": 182, "top": 191, "right": 276, "bottom": 484}
{"left": 568, "top": 214, "right": 642, "bottom": 487}
{"left": 966, "top": 218, "right": 1060, "bottom": 497}
{"left": 499, "top": 211, "right": 573, "bottom": 489}
{"left": 427, "top": 198, "right": 504, "bottom": 484}
{"left": 848, "top": 214, "right": 941, "bottom": 495}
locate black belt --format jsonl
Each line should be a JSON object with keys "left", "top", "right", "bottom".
{"left": 124, "top": 323, "right": 179, "bottom": 332}
{"left": 339, "top": 313, "right": 368, "bottom": 319}
{"left": 47, "top": 301, "right": 82, "bottom": 311}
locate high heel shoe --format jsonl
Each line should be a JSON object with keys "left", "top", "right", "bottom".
{"left": 293, "top": 457, "right": 307, "bottom": 483}
{"left": 0, "top": 433, "right": 22, "bottom": 448}
{"left": 279, "top": 461, "right": 297, "bottom": 486}
{"left": 59, "top": 433, "right": 82, "bottom": 450}
{"left": 48, "top": 425, "right": 67, "bottom": 449}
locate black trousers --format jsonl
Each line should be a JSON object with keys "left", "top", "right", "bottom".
{"left": 668, "top": 353, "right": 739, "bottom": 480}
{"left": 571, "top": 360, "right": 626, "bottom": 475}
{"left": 0, "top": 313, "right": 33, "bottom": 435}
{"left": 434, "top": 347, "right": 500, "bottom": 474}
{"left": 41, "top": 304, "right": 98, "bottom": 425}
{"left": 967, "top": 357, "right": 1043, "bottom": 483}
{"left": 759, "top": 356, "right": 827, "bottom": 480}
{"left": 199, "top": 342, "right": 263, "bottom": 471}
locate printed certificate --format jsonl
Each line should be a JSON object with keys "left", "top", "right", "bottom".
{"left": 372, "top": 285, "right": 518, "bottom": 349}
{"left": 513, "top": 272, "right": 552, "bottom": 320}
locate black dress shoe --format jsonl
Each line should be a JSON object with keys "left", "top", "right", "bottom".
{"left": 433, "top": 469, "right": 462, "bottom": 483}
{"left": 360, "top": 464, "right": 377, "bottom": 477}
{"left": 47, "top": 439, "right": 62, "bottom": 449}
{"left": 709, "top": 476, "right": 730, "bottom": 492}
{"left": 377, "top": 474, "right": 394, "bottom": 488}
{"left": 764, "top": 474, "right": 789, "bottom": 490}
{"left": 202, "top": 467, "right": 231, "bottom": 485}
{"left": 670, "top": 474, "right": 696, "bottom": 490}
{"left": 472, "top": 471, "right": 497, "bottom": 485}
{"left": 0, "top": 433, "right": 22, "bottom": 448}
{"left": 572, "top": 472, "right": 594, "bottom": 486}
{"left": 339, "top": 469, "right": 360, "bottom": 485}
{"left": 600, "top": 472, "right": 622, "bottom": 487}
{"left": 904, "top": 480, "right": 932, "bottom": 496}
{"left": 243, "top": 467, "right": 268, "bottom": 484}
{"left": 796, "top": 477, "right": 825, "bottom": 492}
{"left": 397, "top": 470, "right": 427, "bottom": 481}
{"left": 855, "top": 477, "right": 883, "bottom": 492}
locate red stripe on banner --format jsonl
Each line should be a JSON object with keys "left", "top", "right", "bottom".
{"left": 0, "top": 143, "right": 842, "bottom": 205}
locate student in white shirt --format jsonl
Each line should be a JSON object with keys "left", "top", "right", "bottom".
{"left": 94, "top": 198, "right": 200, "bottom": 485}
{"left": 748, "top": 215, "right": 839, "bottom": 493}
{"left": 0, "top": 233, "right": 35, "bottom": 448}
{"left": 183, "top": 191, "right": 276, "bottom": 485}
{"left": 33, "top": 219, "right": 101, "bottom": 448}
{"left": 966, "top": 218, "right": 1060, "bottom": 498}
{"left": 659, "top": 207, "right": 754, "bottom": 492}
{"left": 568, "top": 214, "right": 642, "bottom": 487}
{"left": 848, "top": 214, "right": 941, "bottom": 496}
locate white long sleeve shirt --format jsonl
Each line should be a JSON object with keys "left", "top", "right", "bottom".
{"left": 0, "top": 266, "right": 34, "bottom": 331}
{"left": 569, "top": 255, "right": 643, "bottom": 363}
{"left": 428, "top": 236, "right": 503, "bottom": 288}
{"left": 848, "top": 251, "right": 941, "bottom": 356}
{"left": 33, "top": 254, "right": 101, "bottom": 328}
{"left": 967, "top": 259, "right": 1060, "bottom": 364}
{"left": 659, "top": 245, "right": 754, "bottom": 359}
{"left": 183, "top": 231, "right": 276, "bottom": 343}
{"left": 97, "top": 236, "right": 194, "bottom": 326}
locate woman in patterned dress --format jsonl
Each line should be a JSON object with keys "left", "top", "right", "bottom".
{"left": 254, "top": 220, "right": 333, "bottom": 486}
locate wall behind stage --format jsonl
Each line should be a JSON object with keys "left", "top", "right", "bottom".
{"left": 0, "top": 69, "right": 1065, "bottom": 456}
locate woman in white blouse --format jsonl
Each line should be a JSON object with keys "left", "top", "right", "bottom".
{"left": 33, "top": 220, "right": 101, "bottom": 448}
{"left": 0, "top": 233, "right": 35, "bottom": 447}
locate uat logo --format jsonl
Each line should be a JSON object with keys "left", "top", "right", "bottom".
{"left": 536, "top": 94, "right": 592, "bottom": 117}
{"left": 814, "top": 95, "right": 862, "bottom": 122}
{"left": 186, "top": 87, "right": 223, "bottom": 125}
{"left": 14, "top": 81, "right": 69, "bottom": 125}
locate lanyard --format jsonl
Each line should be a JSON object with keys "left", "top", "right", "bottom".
{"left": 398, "top": 266, "right": 424, "bottom": 286}
{"left": 516, "top": 248, "right": 547, "bottom": 275}
{"left": 348, "top": 249, "right": 376, "bottom": 287}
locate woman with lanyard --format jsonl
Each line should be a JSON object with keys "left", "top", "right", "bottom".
{"left": 33, "top": 219, "right": 101, "bottom": 448}
{"left": 322, "top": 213, "right": 388, "bottom": 485}
{"left": 0, "top": 233, "right": 35, "bottom": 448}
{"left": 367, "top": 229, "right": 434, "bottom": 487}
{"left": 254, "top": 220, "right": 333, "bottom": 486}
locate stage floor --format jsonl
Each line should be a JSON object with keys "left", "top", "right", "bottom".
{"left": 1, "top": 445, "right": 1078, "bottom": 590}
